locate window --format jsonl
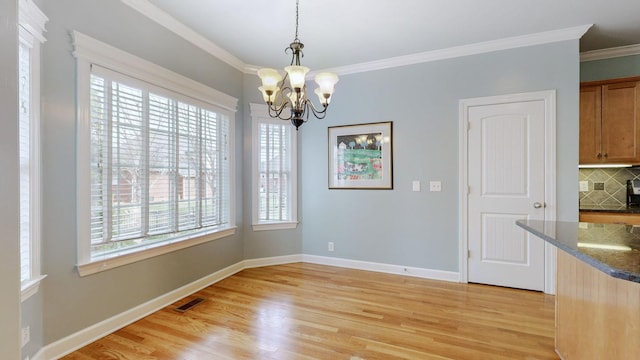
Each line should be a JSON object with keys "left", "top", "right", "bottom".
{"left": 251, "top": 104, "right": 298, "bottom": 231}
{"left": 19, "top": 0, "right": 47, "bottom": 301}
{"left": 74, "top": 32, "right": 237, "bottom": 276}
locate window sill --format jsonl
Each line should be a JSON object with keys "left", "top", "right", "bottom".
{"left": 21, "top": 274, "right": 47, "bottom": 302}
{"left": 77, "top": 227, "right": 236, "bottom": 277}
{"left": 252, "top": 221, "right": 298, "bottom": 232}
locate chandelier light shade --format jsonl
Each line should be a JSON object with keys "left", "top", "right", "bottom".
{"left": 257, "top": 0, "right": 339, "bottom": 129}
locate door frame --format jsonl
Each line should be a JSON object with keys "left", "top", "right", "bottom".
{"left": 458, "top": 90, "right": 557, "bottom": 294}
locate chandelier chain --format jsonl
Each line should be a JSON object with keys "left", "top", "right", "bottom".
{"left": 294, "top": 0, "right": 300, "bottom": 42}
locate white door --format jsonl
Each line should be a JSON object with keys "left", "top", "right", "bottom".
{"left": 467, "top": 99, "right": 546, "bottom": 291}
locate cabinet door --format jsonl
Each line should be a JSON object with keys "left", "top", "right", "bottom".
{"left": 601, "top": 81, "right": 640, "bottom": 163}
{"left": 579, "top": 86, "right": 602, "bottom": 164}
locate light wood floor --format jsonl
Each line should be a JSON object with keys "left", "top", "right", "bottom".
{"left": 62, "top": 263, "right": 558, "bottom": 359}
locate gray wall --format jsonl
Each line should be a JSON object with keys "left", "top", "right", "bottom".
{"left": 21, "top": 293, "right": 43, "bottom": 360}
{"left": 581, "top": 54, "right": 640, "bottom": 81}
{"left": 299, "top": 41, "right": 580, "bottom": 271}
{"left": 38, "top": 0, "right": 245, "bottom": 346}
{"left": 1, "top": 1, "right": 22, "bottom": 358}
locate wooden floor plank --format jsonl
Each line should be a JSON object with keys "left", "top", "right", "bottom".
{"left": 62, "top": 263, "right": 557, "bottom": 359}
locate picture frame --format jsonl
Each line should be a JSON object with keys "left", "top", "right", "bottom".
{"left": 328, "top": 121, "right": 393, "bottom": 189}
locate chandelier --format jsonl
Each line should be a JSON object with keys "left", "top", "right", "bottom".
{"left": 257, "top": 0, "right": 339, "bottom": 130}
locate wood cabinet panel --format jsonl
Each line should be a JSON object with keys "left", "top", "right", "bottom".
{"left": 579, "top": 211, "right": 640, "bottom": 225}
{"left": 556, "top": 251, "right": 640, "bottom": 360}
{"left": 602, "top": 81, "right": 640, "bottom": 162}
{"left": 579, "top": 77, "right": 640, "bottom": 165}
{"left": 579, "top": 86, "right": 602, "bottom": 164}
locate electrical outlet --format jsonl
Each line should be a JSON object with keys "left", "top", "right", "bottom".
{"left": 21, "top": 326, "right": 30, "bottom": 347}
{"left": 579, "top": 180, "right": 589, "bottom": 192}
{"left": 412, "top": 180, "right": 420, "bottom": 192}
{"left": 328, "top": 242, "right": 334, "bottom": 252}
{"left": 429, "top": 181, "right": 442, "bottom": 192}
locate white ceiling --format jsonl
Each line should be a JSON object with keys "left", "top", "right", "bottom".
{"left": 141, "top": 0, "right": 640, "bottom": 71}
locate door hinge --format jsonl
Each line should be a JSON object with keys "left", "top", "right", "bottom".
{"left": 468, "top": 250, "right": 471, "bottom": 258}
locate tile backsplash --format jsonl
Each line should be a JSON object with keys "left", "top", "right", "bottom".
{"left": 579, "top": 167, "right": 640, "bottom": 206}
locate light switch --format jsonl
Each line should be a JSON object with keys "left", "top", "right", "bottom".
{"left": 412, "top": 180, "right": 421, "bottom": 192}
{"left": 430, "top": 181, "right": 442, "bottom": 192}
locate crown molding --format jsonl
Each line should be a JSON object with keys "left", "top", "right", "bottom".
{"left": 120, "top": 0, "right": 246, "bottom": 72}
{"left": 245, "top": 64, "right": 261, "bottom": 74}
{"left": 321, "top": 24, "right": 593, "bottom": 76}
{"left": 118, "top": 1, "right": 592, "bottom": 77}
{"left": 580, "top": 43, "right": 640, "bottom": 62}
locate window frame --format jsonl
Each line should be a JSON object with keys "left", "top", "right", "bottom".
{"left": 250, "top": 103, "right": 298, "bottom": 231}
{"left": 74, "top": 31, "right": 238, "bottom": 276}
{"left": 19, "top": 0, "right": 48, "bottom": 302}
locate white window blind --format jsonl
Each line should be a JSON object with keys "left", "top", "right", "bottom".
{"left": 251, "top": 104, "right": 297, "bottom": 230}
{"left": 258, "top": 122, "right": 292, "bottom": 221}
{"left": 89, "top": 65, "right": 231, "bottom": 256}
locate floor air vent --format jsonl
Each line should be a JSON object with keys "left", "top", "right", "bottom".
{"left": 175, "top": 297, "right": 206, "bottom": 313}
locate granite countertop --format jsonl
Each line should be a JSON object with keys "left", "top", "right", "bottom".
{"left": 516, "top": 220, "right": 640, "bottom": 283}
{"left": 579, "top": 204, "right": 640, "bottom": 213}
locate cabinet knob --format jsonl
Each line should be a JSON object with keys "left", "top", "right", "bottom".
{"left": 604, "top": 153, "right": 608, "bottom": 158}
{"left": 533, "top": 202, "right": 545, "bottom": 209}
{"left": 597, "top": 153, "right": 602, "bottom": 159}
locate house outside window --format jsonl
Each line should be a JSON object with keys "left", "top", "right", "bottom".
{"left": 74, "top": 32, "right": 238, "bottom": 276}
{"left": 251, "top": 104, "right": 298, "bottom": 231}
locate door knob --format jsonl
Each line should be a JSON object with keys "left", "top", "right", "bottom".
{"left": 533, "top": 202, "right": 544, "bottom": 209}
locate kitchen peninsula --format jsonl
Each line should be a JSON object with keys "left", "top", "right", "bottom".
{"left": 516, "top": 220, "right": 639, "bottom": 360}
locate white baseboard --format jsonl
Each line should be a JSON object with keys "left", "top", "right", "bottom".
{"left": 303, "top": 255, "right": 460, "bottom": 282}
{"left": 31, "top": 348, "right": 45, "bottom": 360}
{"left": 242, "top": 254, "right": 303, "bottom": 269}
{"left": 40, "top": 261, "right": 245, "bottom": 360}
{"left": 38, "top": 254, "right": 457, "bottom": 359}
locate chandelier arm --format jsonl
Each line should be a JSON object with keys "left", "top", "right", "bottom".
{"left": 268, "top": 99, "right": 294, "bottom": 120}
{"left": 305, "top": 99, "right": 330, "bottom": 119}
{"left": 265, "top": 76, "right": 295, "bottom": 120}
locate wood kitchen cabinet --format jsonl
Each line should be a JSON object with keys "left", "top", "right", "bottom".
{"left": 580, "top": 77, "right": 640, "bottom": 164}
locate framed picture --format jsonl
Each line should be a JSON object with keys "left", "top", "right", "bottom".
{"left": 328, "top": 121, "right": 393, "bottom": 189}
